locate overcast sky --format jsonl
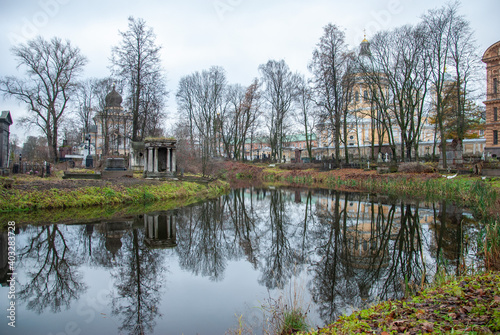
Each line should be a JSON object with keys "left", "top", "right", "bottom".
{"left": 0, "top": 0, "right": 498, "bottom": 142}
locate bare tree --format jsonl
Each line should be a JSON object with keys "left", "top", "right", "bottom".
{"left": 422, "top": 2, "right": 457, "bottom": 167}
{"left": 259, "top": 60, "right": 300, "bottom": 162}
{"left": 0, "top": 36, "right": 87, "bottom": 162}
{"left": 368, "top": 25, "right": 430, "bottom": 161}
{"left": 423, "top": 1, "right": 480, "bottom": 166}
{"left": 87, "top": 78, "right": 117, "bottom": 155}
{"left": 240, "top": 79, "right": 262, "bottom": 160}
{"left": 448, "top": 9, "right": 481, "bottom": 145}
{"left": 309, "top": 24, "right": 353, "bottom": 165}
{"left": 75, "top": 78, "right": 98, "bottom": 134}
{"left": 176, "top": 66, "right": 227, "bottom": 175}
{"left": 21, "top": 136, "right": 50, "bottom": 162}
{"left": 137, "top": 71, "right": 168, "bottom": 138}
{"left": 220, "top": 79, "right": 261, "bottom": 161}
{"left": 111, "top": 17, "right": 167, "bottom": 141}
{"left": 357, "top": 39, "right": 395, "bottom": 161}
{"left": 220, "top": 84, "right": 245, "bottom": 159}
{"left": 296, "top": 76, "right": 316, "bottom": 161}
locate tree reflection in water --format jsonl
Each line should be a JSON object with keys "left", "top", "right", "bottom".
{"left": 175, "top": 198, "right": 228, "bottom": 281}
{"left": 9, "top": 188, "right": 477, "bottom": 334}
{"left": 306, "top": 190, "right": 474, "bottom": 323}
{"left": 259, "top": 189, "right": 305, "bottom": 289}
{"left": 109, "top": 222, "right": 166, "bottom": 335}
{"left": 17, "top": 224, "right": 87, "bottom": 313}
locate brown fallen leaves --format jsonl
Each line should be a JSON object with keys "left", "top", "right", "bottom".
{"left": 310, "top": 272, "right": 500, "bottom": 334}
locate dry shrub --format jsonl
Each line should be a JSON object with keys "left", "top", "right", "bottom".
{"left": 485, "top": 222, "right": 500, "bottom": 271}
{"left": 398, "top": 162, "right": 436, "bottom": 174}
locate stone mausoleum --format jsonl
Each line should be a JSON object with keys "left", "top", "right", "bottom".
{"left": 143, "top": 138, "right": 177, "bottom": 179}
{"left": 0, "top": 111, "right": 13, "bottom": 170}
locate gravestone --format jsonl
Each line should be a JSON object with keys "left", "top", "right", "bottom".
{"left": 102, "top": 157, "right": 132, "bottom": 179}
{"left": 439, "top": 139, "right": 463, "bottom": 168}
{"left": 105, "top": 158, "right": 126, "bottom": 171}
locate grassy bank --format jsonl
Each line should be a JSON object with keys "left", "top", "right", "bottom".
{"left": 326, "top": 174, "right": 499, "bottom": 217}
{"left": 0, "top": 179, "right": 229, "bottom": 214}
{"left": 0, "top": 187, "right": 225, "bottom": 226}
{"left": 300, "top": 272, "right": 500, "bottom": 335}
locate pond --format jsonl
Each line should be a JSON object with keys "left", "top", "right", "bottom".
{"left": 0, "top": 188, "right": 481, "bottom": 334}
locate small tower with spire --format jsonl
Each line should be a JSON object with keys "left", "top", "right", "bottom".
{"left": 359, "top": 31, "right": 371, "bottom": 58}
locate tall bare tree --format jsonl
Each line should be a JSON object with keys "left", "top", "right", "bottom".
{"left": 259, "top": 60, "right": 300, "bottom": 162}
{"left": 176, "top": 66, "right": 227, "bottom": 175}
{"left": 0, "top": 36, "right": 87, "bottom": 162}
{"left": 111, "top": 17, "right": 167, "bottom": 141}
{"left": 423, "top": 1, "right": 479, "bottom": 166}
{"left": 220, "top": 79, "right": 261, "bottom": 161}
{"left": 309, "top": 24, "right": 353, "bottom": 165}
{"left": 448, "top": 9, "right": 480, "bottom": 145}
{"left": 296, "top": 76, "right": 315, "bottom": 161}
{"left": 357, "top": 39, "right": 395, "bottom": 160}
{"left": 74, "top": 77, "right": 110, "bottom": 134}
{"left": 422, "top": 2, "right": 457, "bottom": 167}
{"left": 368, "top": 25, "right": 430, "bottom": 161}
{"left": 220, "top": 84, "right": 245, "bottom": 159}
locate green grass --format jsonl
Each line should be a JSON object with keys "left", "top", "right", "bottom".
{"left": 0, "top": 180, "right": 229, "bottom": 214}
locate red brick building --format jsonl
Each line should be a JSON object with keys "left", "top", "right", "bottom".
{"left": 482, "top": 40, "right": 500, "bottom": 157}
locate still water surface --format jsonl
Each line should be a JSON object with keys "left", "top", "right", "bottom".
{"left": 0, "top": 188, "right": 480, "bottom": 334}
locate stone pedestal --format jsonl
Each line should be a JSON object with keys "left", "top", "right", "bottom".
{"left": 102, "top": 157, "right": 132, "bottom": 179}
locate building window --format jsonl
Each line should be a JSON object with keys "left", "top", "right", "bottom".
{"left": 495, "top": 78, "right": 498, "bottom": 94}
{"left": 355, "top": 91, "right": 359, "bottom": 102}
{"left": 495, "top": 107, "right": 498, "bottom": 122}
{"left": 363, "top": 90, "right": 368, "bottom": 100}
{"left": 494, "top": 130, "right": 499, "bottom": 145}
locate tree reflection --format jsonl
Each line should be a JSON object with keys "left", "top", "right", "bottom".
{"left": 176, "top": 198, "right": 228, "bottom": 281}
{"left": 431, "top": 201, "right": 472, "bottom": 275}
{"left": 227, "top": 188, "right": 260, "bottom": 268}
{"left": 7, "top": 187, "right": 479, "bottom": 334}
{"left": 309, "top": 191, "right": 352, "bottom": 322}
{"left": 309, "top": 193, "right": 433, "bottom": 322}
{"left": 377, "top": 202, "right": 425, "bottom": 299}
{"left": 17, "top": 224, "right": 86, "bottom": 313}
{"left": 110, "top": 227, "right": 165, "bottom": 335}
{"left": 259, "top": 189, "right": 305, "bottom": 289}
{"left": 0, "top": 231, "right": 9, "bottom": 286}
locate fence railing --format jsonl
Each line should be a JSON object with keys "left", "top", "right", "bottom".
{"left": 11, "top": 162, "right": 51, "bottom": 176}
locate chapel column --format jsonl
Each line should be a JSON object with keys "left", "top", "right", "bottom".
{"left": 166, "top": 148, "right": 171, "bottom": 172}
{"left": 154, "top": 147, "right": 159, "bottom": 172}
{"left": 171, "top": 149, "right": 176, "bottom": 172}
{"left": 148, "top": 148, "right": 154, "bottom": 172}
